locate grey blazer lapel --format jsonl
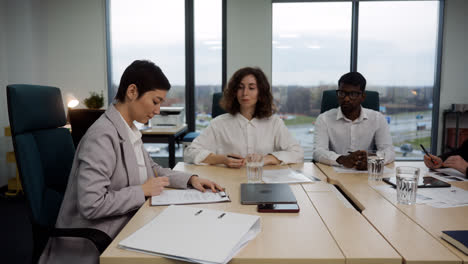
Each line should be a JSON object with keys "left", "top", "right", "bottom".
{"left": 105, "top": 105, "right": 141, "bottom": 186}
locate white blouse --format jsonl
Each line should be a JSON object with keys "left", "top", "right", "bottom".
{"left": 118, "top": 113, "right": 147, "bottom": 184}
{"left": 184, "top": 113, "right": 304, "bottom": 165}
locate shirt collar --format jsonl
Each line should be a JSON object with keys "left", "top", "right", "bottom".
{"left": 336, "top": 106, "right": 368, "bottom": 122}
{"left": 118, "top": 112, "right": 142, "bottom": 144}
{"left": 235, "top": 113, "right": 257, "bottom": 128}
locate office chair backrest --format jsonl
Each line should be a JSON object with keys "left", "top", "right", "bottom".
{"left": 7, "top": 84, "right": 75, "bottom": 229}
{"left": 69, "top": 108, "right": 105, "bottom": 147}
{"left": 212, "top": 92, "right": 226, "bottom": 119}
{"left": 320, "top": 90, "right": 380, "bottom": 113}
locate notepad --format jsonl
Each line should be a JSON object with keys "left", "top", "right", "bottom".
{"left": 441, "top": 230, "right": 468, "bottom": 255}
{"left": 119, "top": 205, "right": 261, "bottom": 264}
{"left": 151, "top": 189, "right": 230, "bottom": 206}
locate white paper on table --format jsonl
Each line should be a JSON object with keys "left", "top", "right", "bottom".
{"left": 433, "top": 168, "right": 467, "bottom": 178}
{"left": 151, "top": 189, "right": 230, "bottom": 206}
{"left": 332, "top": 166, "right": 394, "bottom": 174}
{"left": 371, "top": 184, "right": 468, "bottom": 208}
{"left": 119, "top": 205, "right": 261, "bottom": 264}
{"left": 262, "top": 168, "right": 319, "bottom": 183}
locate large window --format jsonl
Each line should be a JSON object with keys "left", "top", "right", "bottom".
{"left": 272, "top": 0, "right": 441, "bottom": 160}
{"left": 109, "top": 0, "right": 186, "bottom": 108}
{"left": 108, "top": 0, "right": 223, "bottom": 161}
{"left": 358, "top": 1, "right": 439, "bottom": 158}
{"left": 272, "top": 2, "right": 352, "bottom": 158}
{"left": 195, "top": 0, "right": 222, "bottom": 131}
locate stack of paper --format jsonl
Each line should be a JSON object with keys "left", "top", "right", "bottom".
{"left": 151, "top": 189, "right": 230, "bottom": 206}
{"left": 119, "top": 205, "right": 261, "bottom": 264}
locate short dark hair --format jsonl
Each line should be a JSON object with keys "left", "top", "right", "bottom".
{"left": 115, "top": 60, "right": 171, "bottom": 102}
{"left": 220, "top": 67, "right": 275, "bottom": 119}
{"left": 338, "top": 72, "right": 367, "bottom": 91}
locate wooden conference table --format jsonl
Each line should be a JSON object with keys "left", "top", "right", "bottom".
{"left": 101, "top": 162, "right": 467, "bottom": 264}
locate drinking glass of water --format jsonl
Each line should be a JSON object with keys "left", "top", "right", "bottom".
{"left": 246, "top": 153, "right": 264, "bottom": 183}
{"left": 396, "top": 166, "right": 420, "bottom": 205}
{"left": 367, "top": 151, "right": 385, "bottom": 181}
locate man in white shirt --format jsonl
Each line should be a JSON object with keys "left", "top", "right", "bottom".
{"left": 313, "top": 72, "right": 395, "bottom": 169}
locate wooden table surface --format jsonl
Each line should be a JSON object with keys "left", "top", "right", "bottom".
{"left": 316, "top": 161, "right": 467, "bottom": 264}
{"left": 101, "top": 162, "right": 347, "bottom": 264}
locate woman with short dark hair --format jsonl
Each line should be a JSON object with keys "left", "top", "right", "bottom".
{"left": 40, "top": 60, "right": 222, "bottom": 264}
{"left": 184, "top": 67, "right": 303, "bottom": 167}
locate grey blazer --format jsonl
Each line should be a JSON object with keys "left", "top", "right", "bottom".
{"left": 39, "top": 105, "right": 192, "bottom": 264}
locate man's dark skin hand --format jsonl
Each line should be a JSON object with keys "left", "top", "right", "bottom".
{"left": 336, "top": 150, "right": 368, "bottom": 170}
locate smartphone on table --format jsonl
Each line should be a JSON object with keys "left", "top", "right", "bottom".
{"left": 257, "top": 203, "right": 300, "bottom": 213}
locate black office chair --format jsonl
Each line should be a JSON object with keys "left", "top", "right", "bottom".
{"left": 69, "top": 108, "right": 105, "bottom": 147}
{"left": 320, "top": 90, "right": 380, "bottom": 113}
{"left": 212, "top": 92, "right": 226, "bottom": 119}
{"left": 182, "top": 92, "right": 226, "bottom": 145}
{"left": 7, "top": 84, "right": 111, "bottom": 263}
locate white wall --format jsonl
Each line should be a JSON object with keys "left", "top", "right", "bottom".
{"left": 437, "top": 0, "right": 468, "bottom": 153}
{"left": 0, "top": 0, "right": 107, "bottom": 186}
{"left": 226, "top": 0, "right": 272, "bottom": 81}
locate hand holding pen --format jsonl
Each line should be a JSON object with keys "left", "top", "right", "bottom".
{"left": 420, "top": 144, "right": 442, "bottom": 169}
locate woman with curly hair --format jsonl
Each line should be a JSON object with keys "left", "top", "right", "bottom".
{"left": 184, "top": 67, "right": 303, "bottom": 168}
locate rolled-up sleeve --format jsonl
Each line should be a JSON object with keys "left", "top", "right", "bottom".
{"left": 313, "top": 115, "right": 340, "bottom": 165}
{"left": 183, "top": 124, "right": 217, "bottom": 165}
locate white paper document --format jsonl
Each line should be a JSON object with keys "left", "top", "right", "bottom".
{"left": 151, "top": 189, "right": 230, "bottom": 206}
{"left": 119, "top": 205, "right": 261, "bottom": 264}
{"left": 262, "top": 168, "right": 320, "bottom": 183}
{"left": 372, "top": 185, "right": 468, "bottom": 208}
{"left": 332, "top": 166, "right": 394, "bottom": 174}
{"left": 433, "top": 168, "right": 467, "bottom": 178}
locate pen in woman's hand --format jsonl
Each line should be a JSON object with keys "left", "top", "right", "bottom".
{"left": 227, "top": 155, "right": 241, "bottom": 160}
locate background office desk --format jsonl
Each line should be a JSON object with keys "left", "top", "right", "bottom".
{"left": 316, "top": 162, "right": 465, "bottom": 264}
{"left": 140, "top": 124, "right": 187, "bottom": 168}
{"left": 100, "top": 162, "right": 404, "bottom": 264}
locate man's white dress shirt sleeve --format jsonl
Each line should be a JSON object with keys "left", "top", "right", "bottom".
{"left": 313, "top": 113, "right": 341, "bottom": 165}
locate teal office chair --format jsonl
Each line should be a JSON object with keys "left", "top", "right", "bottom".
{"left": 320, "top": 90, "right": 380, "bottom": 113}
{"left": 7, "top": 84, "right": 111, "bottom": 263}
{"left": 182, "top": 92, "right": 226, "bottom": 145}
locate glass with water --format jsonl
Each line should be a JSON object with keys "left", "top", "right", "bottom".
{"left": 396, "top": 166, "right": 420, "bottom": 205}
{"left": 246, "top": 154, "right": 264, "bottom": 183}
{"left": 367, "top": 151, "right": 385, "bottom": 181}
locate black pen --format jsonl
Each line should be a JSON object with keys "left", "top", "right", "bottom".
{"left": 227, "top": 155, "right": 241, "bottom": 160}
{"left": 420, "top": 144, "right": 439, "bottom": 165}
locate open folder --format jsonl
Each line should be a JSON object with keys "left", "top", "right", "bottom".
{"left": 119, "top": 205, "right": 261, "bottom": 264}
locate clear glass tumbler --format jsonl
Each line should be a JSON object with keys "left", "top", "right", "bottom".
{"left": 246, "top": 153, "right": 264, "bottom": 183}
{"left": 396, "top": 166, "right": 420, "bottom": 205}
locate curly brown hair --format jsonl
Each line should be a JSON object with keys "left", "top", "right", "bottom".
{"left": 219, "top": 67, "right": 275, "bottom": 119}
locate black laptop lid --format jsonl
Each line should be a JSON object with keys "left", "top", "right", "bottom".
{"left": 240, "top": 183, "right": 297, "bottom": 205}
